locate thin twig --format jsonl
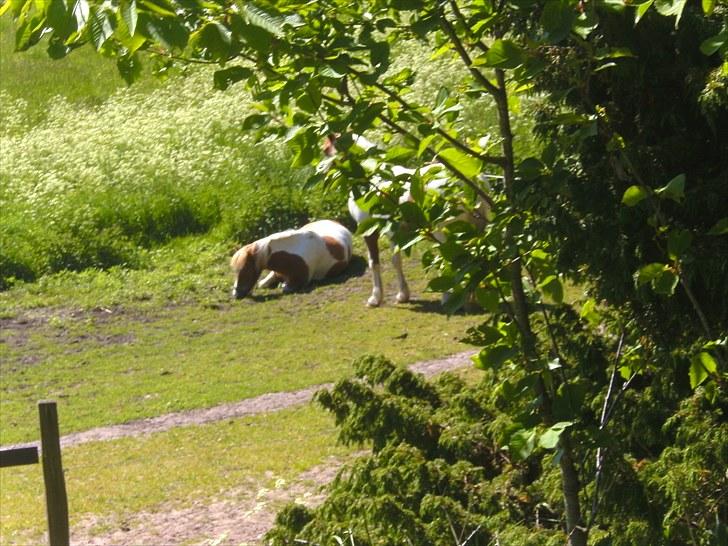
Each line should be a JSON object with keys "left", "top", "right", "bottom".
{"left": 586, "top": 331, "right": 625, "bottom": 532}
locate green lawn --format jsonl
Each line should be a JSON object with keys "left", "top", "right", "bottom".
{"left": 0, "top": 237, "right": 480, "bottom": 446}
{"left": 0, "top": 404, "right": 352, "bottom": 544}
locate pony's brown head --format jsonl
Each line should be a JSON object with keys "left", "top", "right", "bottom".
{"left": 322, "top": 133, "right": 339, "bottom": 157}
{"left": 230, "top": 243, "right": 263, "bottom": 299}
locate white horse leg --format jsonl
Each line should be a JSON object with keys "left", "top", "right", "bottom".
{"left": 364, "top": 233, "right": 383, "bottom": 307}
{"left": 391, "top": 249, "right": 410, "bottom": 303}
{"left": 258, "top": 271, "right": 281, "bottom": 289}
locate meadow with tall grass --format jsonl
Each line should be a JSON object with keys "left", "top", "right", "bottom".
{"left": 0, "top": 64, "right": 352, "bottom": 289}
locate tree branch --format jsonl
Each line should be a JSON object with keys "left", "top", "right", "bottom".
{"left": 437, "top": 7, "right": 500, "bottom": 97}
{"left": 347, "top": 67, "right": 506, "bottom": 168}
{"left": 447, "top": 0, "right": 491, "bottom": 54}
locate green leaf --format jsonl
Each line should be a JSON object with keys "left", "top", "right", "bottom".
{"left": 442, "top": 289, "right": 468, "bottom": 314}
{"left": 296, "top": 83, "right": 322, "bottom": 114}
{"left": 140, "top": 13, "right": 188, "bottom": 49}
{"left": 289, "top": 128, "right": 317, "bottom": 167}
{"left": 242, "top": 113, "right": 267, "bottom": 130}
{"left": 191, "top": 22, "right": 232, "bottom": 60}
{"left": 320, "top": 64, "right": 344, "bottom": 79}
{"left": 438, "top": 238, "right": 467, "bottom": 261}
{"left": 634, "top": 263, "right": 679, "bottom": 296}
{"left": 437, "top": 147, "right": 482, "bottom": 179}
{"left": 89, "top": 7, "right": 114, "bottom": 50}
{"left": 573, "top": 10, "right": 599, "bottom": 40}
{"left": 700, "top": 29, "right": 727, "bottom": 56}
{"left": 475, "top": 286, "right": 500, "bottom": 313}
{"left": 120, "top": 0, "right": 138, "bottom": 36}
{"left": 707, "top": 217, "right": 728, "bottom": 235}
{"left": 138, "top": 0, "right": 176, "bottom": 18}
{"left": 15, "top": 16, "right": 44, "bottom": 51}
{"left": 384, "top": 146, "right": 415, "bottom": 163}
{"left": 655, "top": 173, "right": 685, "bottom": 202}
{"left": 47, "top": 36, "right": 70, "bottom": 59}
{"left": 579, "top": 298, "right": 602, "bottom": 325}
{"left": 47, "top": 0, "right": 75, "bottom": 37}
{"left": 517, "top": 157, "right": 544, "bottom": 181}
{"left": 435, "top": 86, "right": 449, "bottom": 110}
{"left": 428, "top": 275, "right": 456, "bottom": 292}
{"left": 369, "top": 40, "right": 390, "bottom": 71}
{"left": 689, "top": 352, "right": 717, "bottom": 389}
{"left": 409, "top": 174, "right": 424, "bottom": 204}
{"left": 540, "top": 0, "right": 576, "bottom": 43}
{"left": 483, "top": 39, "right": 525, "bottom": 69}
{"left": 702, "top": 0, "right": 715, "bottom": 14}
{"left": 594, "top": 47, "right": 636, "bottom": 60}
{"left": 399, "top": 201, "right": 427, "bottom": 227}
{"left": 475, "top": 344, "right": 518, "bottom": 370}
{"left": 539, "top": 275, "right": 564, "bottom": 304}
{"left": 667, "top": 229, "right": 692, "bottom": 260}
{"left": 538, "top": 421, "right": 573, "bottom": 449}
{"left": 653, "top": 270, "right": 679, "bottom": 295}
{"left": 383, "top": 67, "right": 413, "bottom": 86}
{"left": 634, "top": 0, "right": 654, "bottom": 25}
{"left": 354, "top": 216, "right": 381, "bottom": 237}
{"left": 416, "top": 134, "right": 437, "bottom": 158}
{"left": 508, "top": 428, "right": 537, "bottom": 460}
{"left": 654, "top": 0, "right": 688, "bottom": 28}
{"left": 622, "top": 185, "right": 649, "bottom": 206}
{"left": 0, "top": 1, "right": 12, "bottom": 17}
{"left": 117, "top": 53, "right": 142, "bottom": 84}
{"left": 213, "top": 66, "right": 253, "bottom": 91}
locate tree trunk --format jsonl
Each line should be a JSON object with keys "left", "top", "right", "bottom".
{"left": 494, "top": 69, "right": 587, "bottom": 546}
{"left": 560, "top": 432, "right": 588, "bottom": 546}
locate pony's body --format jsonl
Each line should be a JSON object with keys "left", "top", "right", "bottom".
{"left": 323, "top": 133, "right": 492, "bottom": 307}
{"left": 231, "top": 219, "right": 352, "bottom": 299}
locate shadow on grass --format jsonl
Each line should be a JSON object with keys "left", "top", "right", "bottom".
{"left": 404, "top": 298, "right": 487, "bottom": 317}
{"left": 245, "top": 255, "right": 369, "bottom": 302}
{"left": 403, "top": 298, "right": 450, "bottom": 316}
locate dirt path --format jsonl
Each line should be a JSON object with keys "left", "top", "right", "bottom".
{"left": 6, "top": 351, "right": 475, "bottom": 451}
{"left": 18, "top": 351, "right": 476, "bottom": 546}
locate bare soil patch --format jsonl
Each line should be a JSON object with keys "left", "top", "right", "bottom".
{"left": 71, "top": 457, "right": 350, "bottom": 546}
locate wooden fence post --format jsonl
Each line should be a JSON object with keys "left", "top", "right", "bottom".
{"left": 38, "top": 401, "right": 69, "bottom": 546}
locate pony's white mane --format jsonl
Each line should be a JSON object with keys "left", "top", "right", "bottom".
{"left": 231, "top": 239, "right": 270, "bottom": 273}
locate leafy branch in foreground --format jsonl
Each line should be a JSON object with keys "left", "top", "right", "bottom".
{"left": 5, "top": 0, "right": 727, "bottom": 544}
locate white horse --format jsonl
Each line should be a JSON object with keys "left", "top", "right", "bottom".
{"left": 231, "top": 219, "right": 353, "bottom": 299}
{"left": 321, "top": 133, "right": 492, "bottom": 307}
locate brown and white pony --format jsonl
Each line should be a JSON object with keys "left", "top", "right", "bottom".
{"left": 231, "top": 219, "right": 353, "bottom": 299}
{"left": 321, "top": 133, "right": 492, "bottom": 307}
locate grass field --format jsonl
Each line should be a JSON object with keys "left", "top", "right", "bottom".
{"left": 0, "top": 237, "right": 482, "bottom": 542}
{"left": 0, "top": 22, "right": 490, "bottom": 543}
{"left": 0, "top": 239, "right": 479, "bottom": 446}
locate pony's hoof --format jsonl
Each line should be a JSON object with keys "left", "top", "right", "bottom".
{"left": 395, "top": 291, "right": 410, "bottom": 304}
{"left": 367, "top": 296, "right": 381, "bottom": 307}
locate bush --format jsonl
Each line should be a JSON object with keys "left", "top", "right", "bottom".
{"left": 266, "top": 355, "right": 727, "bottom": 545}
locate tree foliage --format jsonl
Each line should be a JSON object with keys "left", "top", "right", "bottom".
{"left": 4, "top": 0, "right": 727, "bottom": 543}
